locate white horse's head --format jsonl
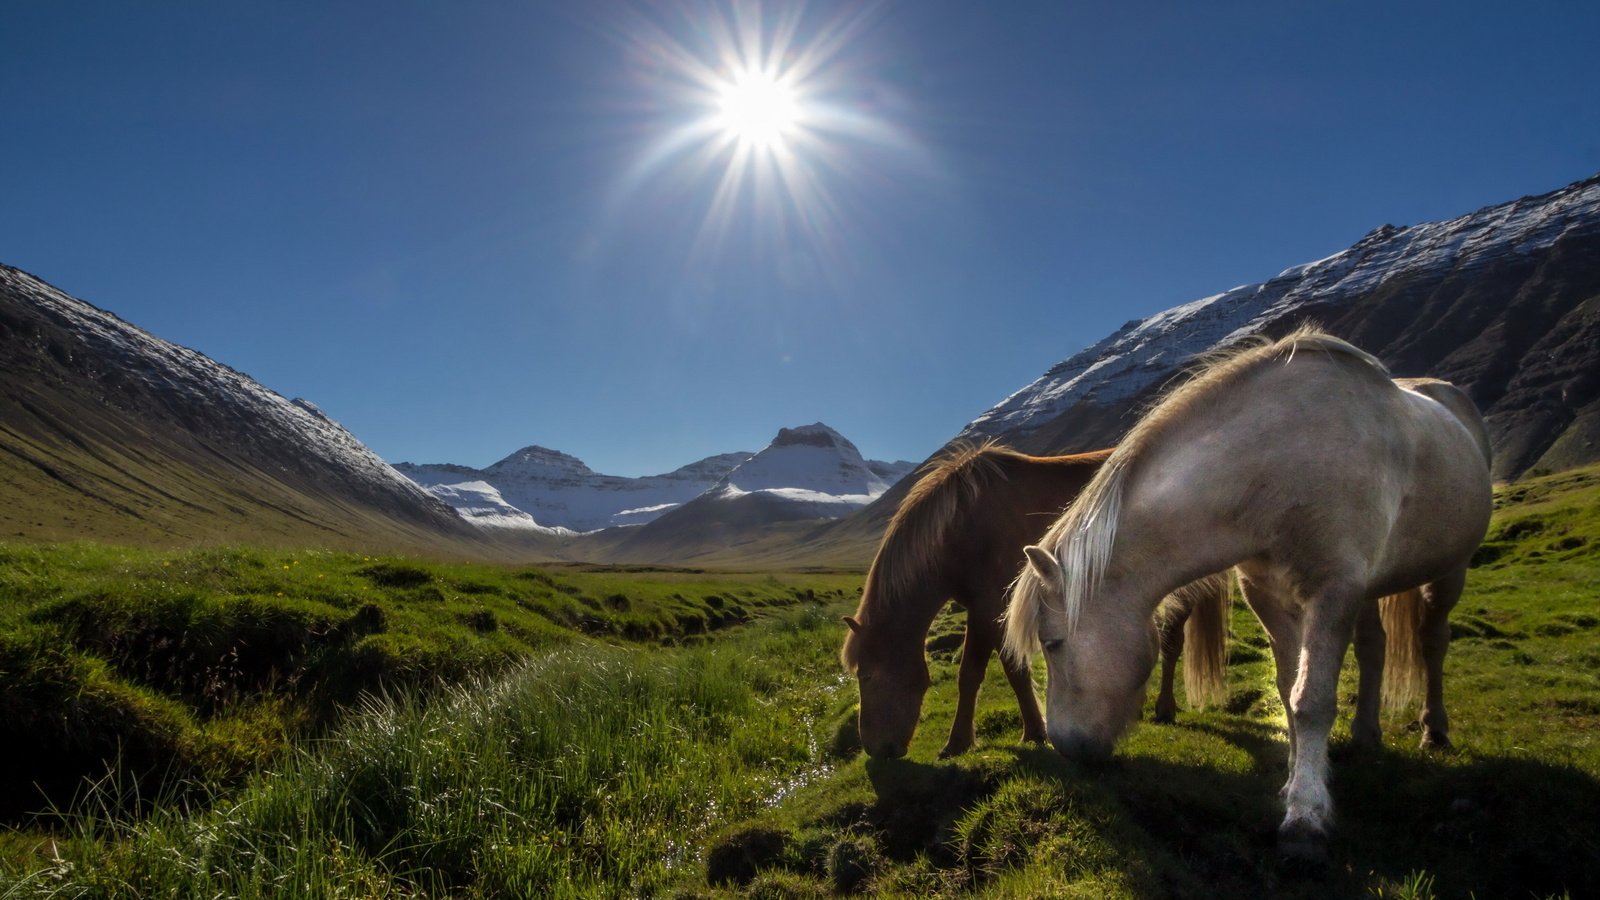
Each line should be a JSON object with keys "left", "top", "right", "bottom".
{"left": 1011, "top": 544, "right": 1156, "bottom": 760}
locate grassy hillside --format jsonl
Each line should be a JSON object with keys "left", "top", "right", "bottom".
{"left": 0, "top": 383, "right": 494, "bottom": 556}
{"left": 1, "top": 463, "right": 1595, "bottom": 898}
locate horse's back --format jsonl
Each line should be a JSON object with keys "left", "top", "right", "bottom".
{"left": 1394, "top": 377, "right": 1492, "bottom": 466}
{"left": 1152, "top": 342, "right": 1486, "bottom": 592}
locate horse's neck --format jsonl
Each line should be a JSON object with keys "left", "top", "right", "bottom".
{"left": 1113, "top": 357, "right": 1388, "bottom": 593}
{"left": 1021, "top": 455, "right": 1102, "bottom": 509}
{"left": 1112, "top": 449, "right": 1256, "bottom": 602}
{"left": 859, "top": 569, "right": 949, "bottom": 639}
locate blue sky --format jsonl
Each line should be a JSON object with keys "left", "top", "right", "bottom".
{"left": 3, "top": 2, "right": 1597, "bottom": 476}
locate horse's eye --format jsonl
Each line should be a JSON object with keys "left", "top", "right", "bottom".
{"left": 1042, "top": 639, "right": 1065, "bottom": 653}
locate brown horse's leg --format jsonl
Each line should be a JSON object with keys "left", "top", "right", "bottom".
{"left": 1418, "top": 568, "right": 1466, "bottom": 751}
{"left": 1153, "top": 607, "right": 1187, "bottom": 724}
{"left": 999, "top": 631, "right": 1048, "bottom": 746}
{"left": 939, "top": 618, "right": 996, "bottom": 758}
{"left": 1350, "top": 599, "right": 1386, "bottom": 750}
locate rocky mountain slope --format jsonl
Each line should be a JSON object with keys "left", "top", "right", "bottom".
{"left": 0, "top": 264, "right": 479, "bottom": 551}
{"left": 963, "top": 173, "right": 1600, "bottom": 480}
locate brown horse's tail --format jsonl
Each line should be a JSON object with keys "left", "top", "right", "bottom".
{"left": 1177, "top": 571, "right": 1231, "bottom": 710}
{"left": 1379, "top": 588, "right": 1428, "bottom": 713}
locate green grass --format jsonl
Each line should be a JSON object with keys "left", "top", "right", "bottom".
{"left": 0, "top": 542, "right": 857, "bottom": 823}
{"left": 0, "top": 608, "right": 850, "bottom": 898}
{"left": 2, "top": 463, "right": 1597, "bottom": 898}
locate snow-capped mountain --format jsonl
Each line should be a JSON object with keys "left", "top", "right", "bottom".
{"left": 396, "top": 448, "right": 752, "bottom": 532}
{"left": 399, "top": 426, "right": 916, "bottom": 534}
{"left": 0, "top": 264, "right": 474, "bottom": 547}
{"left": 960, "top": 173, "right": 1600, "bottom": 479}
{"left": 705, "top": 423, "right": 912, "bottom": 518}
{"left": 601, "top": 424, "right": 916, "bottom": 561}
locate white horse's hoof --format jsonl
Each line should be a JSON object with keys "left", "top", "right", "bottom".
{"left": 1278, "top": 820, "right": 1329, "bottom": 866}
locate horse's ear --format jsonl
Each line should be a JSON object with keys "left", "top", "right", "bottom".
{"left": 842, "top": 615, "right": 863, "bottom": 634}
{"left": 1023, "top": 545, "right": 1063, "bottom": 586}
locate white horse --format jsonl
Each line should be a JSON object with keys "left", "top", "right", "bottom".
{"left": 1004, "top": 329, "right": 1492, "bottom": 859}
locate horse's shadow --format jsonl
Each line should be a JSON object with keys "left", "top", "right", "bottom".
{"left": 860, "top": 724, "right": 1600, "bottom": 898}
{"left": 860, "top": 755, "right": 994, "bottom": 864}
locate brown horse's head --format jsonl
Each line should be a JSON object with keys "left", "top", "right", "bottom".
{"left": 841, "top": 615, "right": 930, "bottom": 759}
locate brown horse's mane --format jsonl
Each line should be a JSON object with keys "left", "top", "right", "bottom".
{"left": 1005, "top": 326, "right": 1387, "bottom": 657}
{"left": 841, "top": 439, "right": 1019, "bottom": 670}
{"left": 879, "top": 440, "right": 1017, "bottom": 598}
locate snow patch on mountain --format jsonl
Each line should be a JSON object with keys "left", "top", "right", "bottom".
{"left": 961, "top": 176, "right": 1600, "bottom": 443}
{"left": 396, "top": 449, "right": 754, "bottom": 532}
{"left": 423, "top": 481, "right": 574, "bottom": 534}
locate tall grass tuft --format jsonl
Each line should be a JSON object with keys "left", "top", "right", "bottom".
{"left": 1, "top": 608, "right": 844, "bottom": 898}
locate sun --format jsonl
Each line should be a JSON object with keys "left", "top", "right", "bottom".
{"left": 607, "top": 3, "right": 929, "bottom": 276}
{"left": 715, "top": 69, "right": 799, "bottom": 151}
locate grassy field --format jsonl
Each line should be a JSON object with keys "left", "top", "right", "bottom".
{"left": 687, "top": 464, "right": 1600, "bottom": 899}
{"left": 0, "top": 463, "right": 1596, "bottom": 897}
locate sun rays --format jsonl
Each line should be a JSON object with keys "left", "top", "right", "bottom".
{"left": 602, "top": 1, "right": 931, "bottom": 282}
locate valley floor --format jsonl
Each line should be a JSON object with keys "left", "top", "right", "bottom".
{"left": 1, "top": 464, "right": 1597, "bottom": 898}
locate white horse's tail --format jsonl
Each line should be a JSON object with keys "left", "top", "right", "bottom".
{"left": 1177, "top": 572, "right": 1232, "bottom": 710}
{"left": 1379, "top": 588, "right": 1427, "bottom": 713}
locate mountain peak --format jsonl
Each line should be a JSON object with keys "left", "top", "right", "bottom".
{"left": 487, "top": 444, "right": 593, "bottom": 475}
{"left": 715, "top": 422, "right": 880, "bottom": 497}
{"left": 770, "top": 422, "right": 854, "bottom": 451}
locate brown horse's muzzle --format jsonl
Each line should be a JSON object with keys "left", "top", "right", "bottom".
{"left": 864, "top": 737, "right": 909, "bottom": 760}
{"left": 855, "top": 666, "right": 928, "bottom": 760}
{"left": 857, "top": 698, "right": 918, "bottom": 759}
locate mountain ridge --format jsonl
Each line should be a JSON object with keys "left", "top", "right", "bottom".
{"left": 399, "top": 423, "right": 914, "bottom": 535}
{"left": 959, "top": 172, "right": 1600, "bottom": 479}
{"left": 596, "top": 423, "right": 915, "bottom": 563}
{"left": 0, "top": 263, "right": 481, "bottom": 552}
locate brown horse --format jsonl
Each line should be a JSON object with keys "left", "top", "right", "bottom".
{"left": 839, "top": 442, "right": 1230, "bottom": 760}
{"left": 1005, "top": 329, "right": 1491, "bottom": 858}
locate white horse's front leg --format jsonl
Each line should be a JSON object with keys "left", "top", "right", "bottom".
{"left": 1280, "top": 596, "right": 1360, "bottom": 859}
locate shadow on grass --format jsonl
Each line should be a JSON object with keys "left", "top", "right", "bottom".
{"left": 861, "top": 756, "right": 995, "bottom": 863}
{"left": 843, "top": 723, "right": 1600, "bottom": 899}
{"left": 1329, "top": 747, "right": 1600, "bottom": 899}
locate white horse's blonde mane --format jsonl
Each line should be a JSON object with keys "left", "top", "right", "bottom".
{"left": 1003, "top": 457, "right": 1128, "bottom": 661}
{"left": 1003, "top": 327, "right": 1386, "bottom": 662}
